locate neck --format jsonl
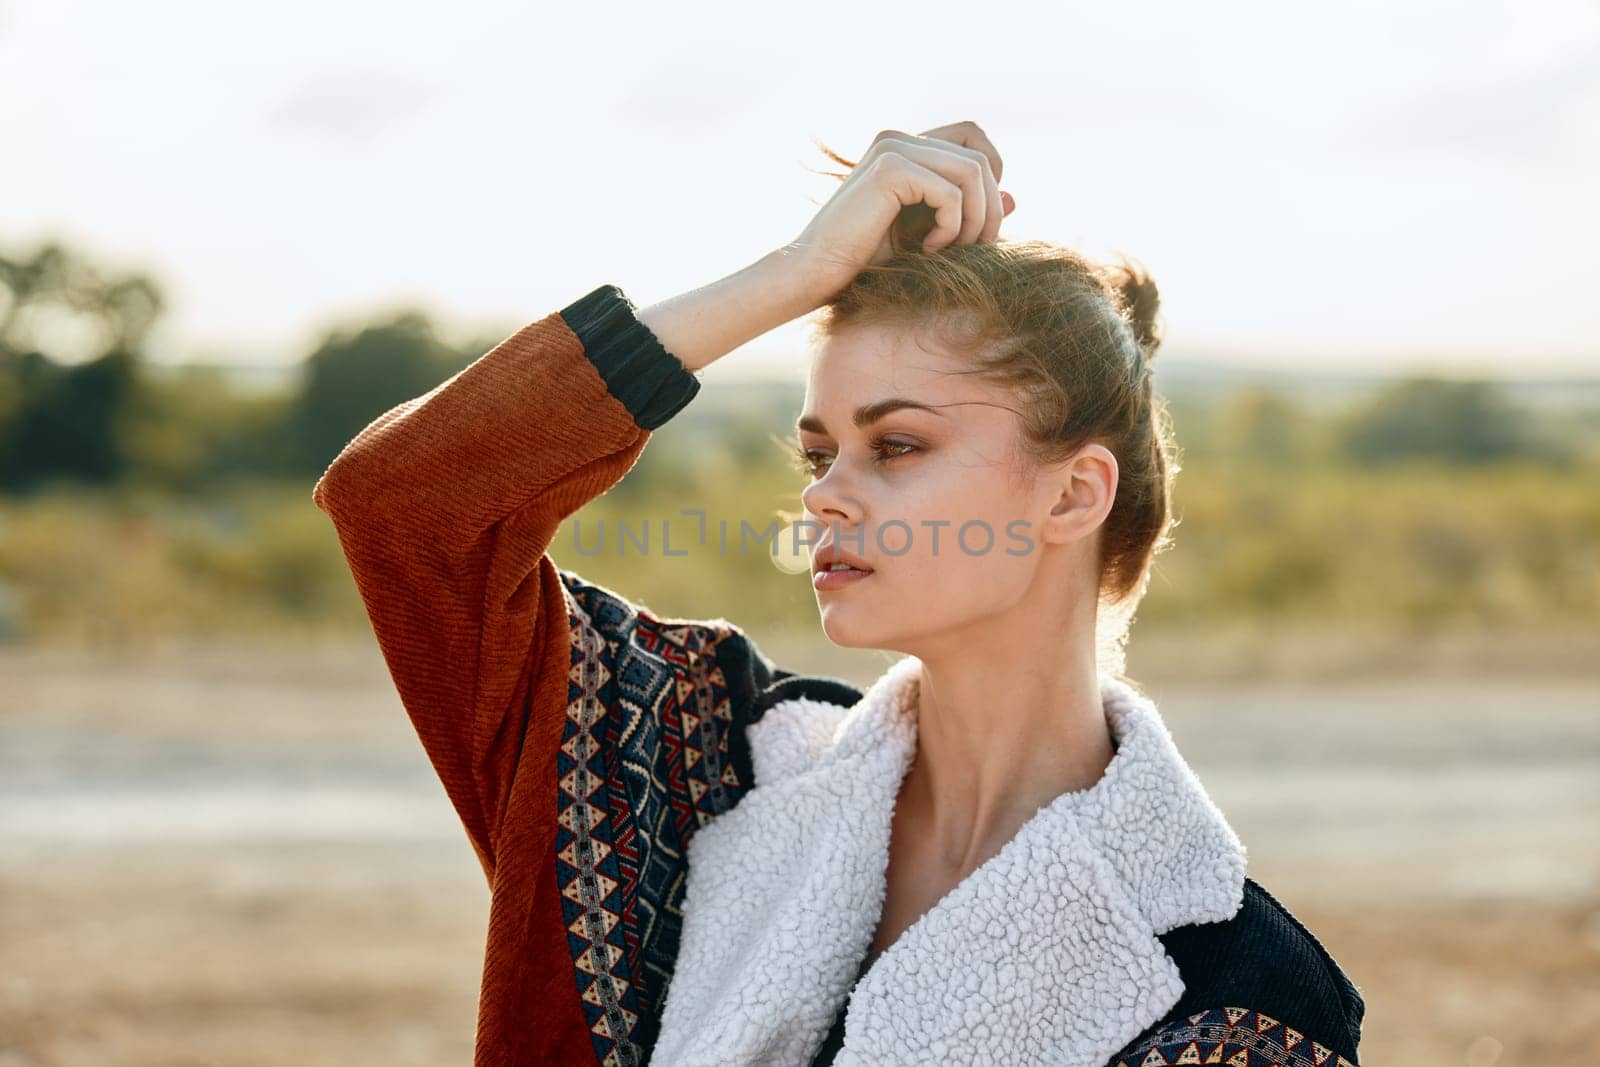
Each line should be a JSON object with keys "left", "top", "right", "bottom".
{"left": 896, "top": 569, "right": 1115, "bottom": 875}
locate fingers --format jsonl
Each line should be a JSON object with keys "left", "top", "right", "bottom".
{"left": 917, "top": 121, "right": 1005, "bottom": 243}
{"left": 864, "top": 125, "right": 1005, "bottom": 248}
{"left": 869, "top": 152, "right": 965, "bottom": 254}
{"left": 918, "top": 121, "right": 1004, "bottom": 185}
{"left": 860, "top": 140, "right": 990, "bottom": 250}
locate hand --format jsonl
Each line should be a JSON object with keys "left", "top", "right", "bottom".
{"left": 778, "top": 121, "right": 1017, "bottom": 306}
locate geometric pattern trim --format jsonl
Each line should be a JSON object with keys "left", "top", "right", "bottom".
{"left": 553, "top": 569, "right": 754, "bottom": 1067}
{"left": 1110, "top": 1006, "right": 1360, "bottom": 1067}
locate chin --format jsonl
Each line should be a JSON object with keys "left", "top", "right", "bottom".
{"left": 816, "top": 606, "right": 884, "bottom": 650}
{"left": 816, "top": 599, "right": 918, "bottom": 651}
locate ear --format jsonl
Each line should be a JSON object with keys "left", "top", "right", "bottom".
{"left": 1038, "top": 443, "right": 1118, "bottom": 546}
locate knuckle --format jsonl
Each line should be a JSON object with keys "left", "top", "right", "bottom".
{"left": 946, "top": 144, "right": 990, "bottom": 180}
{"left": 970, "top": 148, "right": 997, "bottom": 181}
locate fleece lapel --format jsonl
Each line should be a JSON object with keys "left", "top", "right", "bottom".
{"left": 650, "top": 655, "right": 1248, "bottom": 1067}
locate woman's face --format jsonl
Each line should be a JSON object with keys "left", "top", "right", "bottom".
{"left": 795, "top": 320, "right": 1105, "bottom": 653}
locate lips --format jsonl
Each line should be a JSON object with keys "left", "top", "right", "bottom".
{"left": 813, "top": 542, "right": 875, "bottom": 575}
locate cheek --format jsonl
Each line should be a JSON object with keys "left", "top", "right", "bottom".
{"left": 872, "top": 470, "right": 1033, "bottom": 592}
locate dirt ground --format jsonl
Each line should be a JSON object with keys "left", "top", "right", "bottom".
{"left": 1, "top": 632, "right": 1596, "bottom": 1065}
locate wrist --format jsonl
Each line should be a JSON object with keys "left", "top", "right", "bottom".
{"left": 750, "top": 244, "right": 835, "bottom": 321}
{"left": 638, "top": 251, "right": 828, "bottom": 375}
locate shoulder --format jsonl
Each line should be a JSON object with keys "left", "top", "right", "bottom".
{"left": 1113, "top": 876, "right": 1367, "bottom": 1065}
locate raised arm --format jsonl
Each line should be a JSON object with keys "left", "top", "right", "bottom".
{"left": 310, "top": 283, "right": 679, "bottom": 875}
{"left": 309, "top": 253, "right": 827, "bottom": 878}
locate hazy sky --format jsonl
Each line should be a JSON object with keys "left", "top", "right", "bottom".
{"left": 2, "top": 0, "right": 1595, "bottom": 377}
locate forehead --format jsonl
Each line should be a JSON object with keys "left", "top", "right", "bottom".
{"left": 802, "top": 321, "right": 988, "bottom": 424}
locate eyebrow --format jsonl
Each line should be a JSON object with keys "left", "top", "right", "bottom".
{"left": 796, "top": 397, "right": 947, "bottom": 435}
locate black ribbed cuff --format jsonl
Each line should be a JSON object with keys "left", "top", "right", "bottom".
{"left": 558, "top": 284, "right": 701, "bottom": 430}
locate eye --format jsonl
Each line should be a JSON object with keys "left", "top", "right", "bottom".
{"left": 789, "top": 440, "right": 825, "bottom": 478}
{"left": 872, "top": 437, "right": 919, "bottom": 465}
{"left": 790, "top": 437, "right": 919, "bottom": 479}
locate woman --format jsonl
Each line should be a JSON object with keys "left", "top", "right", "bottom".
{"left": 314, "top": 121, "right": 1365, "bottom": 1066}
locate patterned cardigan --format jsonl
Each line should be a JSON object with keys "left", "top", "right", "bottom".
{"left": 313, "top": 283, "right": 1366, "bottom": 1065}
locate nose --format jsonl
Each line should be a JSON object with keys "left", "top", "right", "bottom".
{"left": 800, "top": 465, "right": 864, "bottom": 530}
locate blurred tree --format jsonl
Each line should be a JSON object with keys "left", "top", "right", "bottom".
{"left": 0, "top": 241, "right": 163, "bottom": 492}
{"left": 1335, "top": 377, "right": 1546, "bottom": 466}
{"left": 289, "top": 310, "right": 466, "bottom": 474}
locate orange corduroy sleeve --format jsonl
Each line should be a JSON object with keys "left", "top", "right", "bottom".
{"left": 310, "top": 283, "right": 700, "bottom": 881}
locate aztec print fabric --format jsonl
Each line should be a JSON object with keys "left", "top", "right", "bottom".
{"left": 1109, "top": 1006, "right": 1359, "bottom": 1066}
{"left": 553, "top": 568, "right": 776, "bottom": 1063}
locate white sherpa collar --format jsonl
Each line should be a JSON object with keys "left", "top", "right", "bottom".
{"left": 651, "top": 653, "right": 1249, "bottom": 1066}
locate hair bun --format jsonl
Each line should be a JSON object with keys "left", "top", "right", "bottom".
{"left": 1101, "top": 252, "right": 1164, "bottom": 359}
